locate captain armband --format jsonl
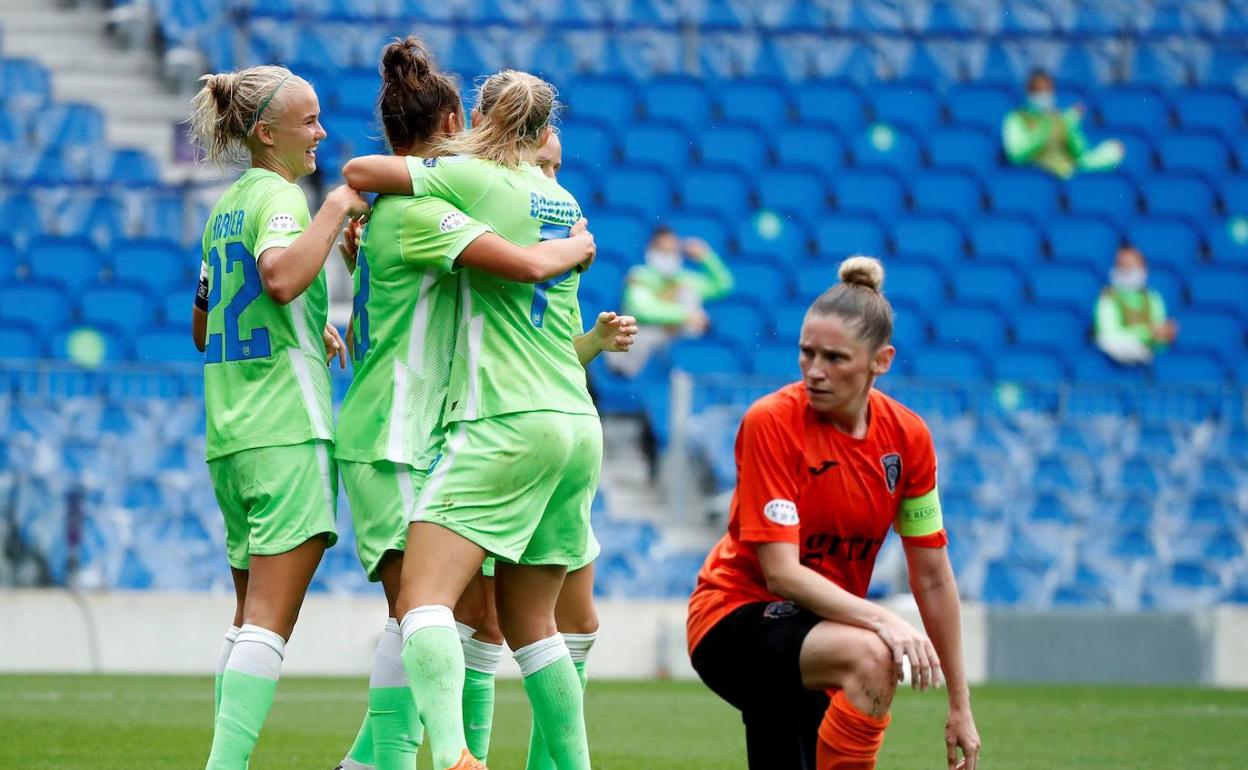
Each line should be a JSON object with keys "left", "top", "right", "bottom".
{"left": 194, "top": 262, "right": 210, "bottom": 311}
{"left": 895, "top": 487, "right": 943, "bottom": 537}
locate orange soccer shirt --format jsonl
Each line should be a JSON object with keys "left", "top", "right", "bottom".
{"left": 687, "top": 383, "right": 947, "bottom": 654}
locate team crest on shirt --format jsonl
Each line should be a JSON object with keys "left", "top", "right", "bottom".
{"left": 267, "top": 213, "right": 298, "bottom": 232}
{"left": 439, "top": 212, "right": 469, "bottom": 232}
{"left": 880, "top": 453, "right": 902, "bottom": 495}
{"left": 422, "top": 157, "right": 438, "bottom": 167}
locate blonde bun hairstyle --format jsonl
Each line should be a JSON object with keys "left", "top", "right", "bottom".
{"left": 188, "top": 65, "right": 308, "bottom": 166}
{"left": 808, "top": 255, "right": 893, "bottom": 349}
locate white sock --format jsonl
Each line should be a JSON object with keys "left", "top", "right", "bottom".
{"left": 562, "top": 632, "right": 598, "bottom": 666}
{"left": 218, "top": 625, "right": 241, "bottom": 677}
{"left": 456, "top": 622, "right": 477, "bottom": 644}
{"left": 512, "top": 635, "right": 569, "bottom": 678}
{"left": 371, "top": 618, "right": 406, "bottom": 688}
{"left": 399, "top": 604, "right": 456, "bottom": 643}
{"left": 226, "top": 624, "right": 285, "bottom": 680}
{"left": 463, "top": 636, "right": 504, "bottom": 675}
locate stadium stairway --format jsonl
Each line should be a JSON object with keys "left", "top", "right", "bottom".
{"left": 1, "top": 0, "right": 187, "bottom": 180}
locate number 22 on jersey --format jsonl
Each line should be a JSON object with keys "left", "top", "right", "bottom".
{"left": 205, "top": 242, "right": 271, "bottom": 364}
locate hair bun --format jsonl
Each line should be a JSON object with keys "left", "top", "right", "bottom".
{"left": 203, "top": 72, "right": 238, "bottom": 112}
{"left": 838, "top": 255, "right": 885, "bottom": 293}
{"left": 382, "top": 36, "right": 431, "bottom": 82}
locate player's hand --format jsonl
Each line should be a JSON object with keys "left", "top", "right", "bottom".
{"left": 323, "top": 323, "right": 347, "bottom": 369}
{"left": 339, "top": 216, "right": 364, "bottom": 272}
{"left": 874, "top": 612, "right": 943, "bottom": 692}
{"left": 945, "top": 707, "right": 981, "bottom": 770}
{"left": 592, "top": 311, "right": 638, "bottom": 353}
{"left": 683, "top": 237, "right": 710, "bottom": 262}
{"left": 569, "top": 218, "right": 595, "bottom": 272}
{"left": 329, "top": 184, "right": 370, "bottom": 218}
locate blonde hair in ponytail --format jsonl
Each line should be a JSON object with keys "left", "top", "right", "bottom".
{"left": 188, "top": 65, "right": 309, "bottom": 166}
{"left": 434, "top": 70, "right": 559, "bottom": 167}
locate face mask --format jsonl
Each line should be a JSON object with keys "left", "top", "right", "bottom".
{"left": 646, "top": 248, "right": 682, "bottom": 277}
{"left": 1028, "top": 92, "right": 1056, "bottom": 112}
{"left": 1110, "top": 267, "right": 1147, "bottom": 292}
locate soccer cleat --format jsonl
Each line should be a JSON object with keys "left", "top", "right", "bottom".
{"left": 445, "top": 748, "right": 488, "bottom": 770}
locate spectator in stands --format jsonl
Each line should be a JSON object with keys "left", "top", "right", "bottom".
{"left": 1003, "top": 70, "right": 1124, "bottom": 178}
{"left": 611, "top": 226, "right": 733, "bottom": 376}
{"left": 1096, "top": 244, "right": 1178, "bottom": 365}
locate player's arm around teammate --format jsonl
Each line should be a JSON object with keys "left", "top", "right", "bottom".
{"left": 187, "top": 64, "right": 367, "bottom": 770}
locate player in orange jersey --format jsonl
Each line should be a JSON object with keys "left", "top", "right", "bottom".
{"left": 687, "top": 256, "right": 981, "bottom": 770}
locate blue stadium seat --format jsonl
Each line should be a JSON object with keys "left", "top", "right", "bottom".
{"left": 1123, "top": 218, "right": 1201, "bottom": 271}
{"left": 26, "top": 237, "right": 103, "bottom": 292}
{"left": 665, "top": 212, "right": 731, "bottom": 256}
{"left": 621, "top": 122, "right": 694, "bottom": 170}
{"left": 559, "top": 120, "right": 616, "bottom": 168}
{"left": 1141, "top": 175, "right": 1216, "bottom": 220}
{"left": 80, "top": 285, "right": 155, "bottom": 335}
{"left": 678, "top": 166, "right": 751, "bottom": 221}
{"left": 1013, "top": 306, "right": 1087, "bottom": 352}
{"left": 911, "top": 346, "right": 989, "bottom": 381}
{"left": 870, "top": 81, "right": 939, "bottom": 131}
{"left": 0, "top": 324, "right": 43, "bottom": 359}
{"left": 893, "top": 216, "right": 965, "bottom": 264}
{"left": 578, "top": 261, "right": 624, "bottom": 309}
{"left": 1187, "top": 268, "right": 1248, "bottom": 319}
{"left": 910, "top": 171, "right": 984, "bottom": 219}
{"left": 1175, "top": 311, "right": 1246, "bottom": 357}
{"left": 987, "top": 170, "right": 1060, "bottom": 217}
{"left": 1065, "top": 175, "right": 1138, "bottom": 222}
{"left": 1106, "top": 128, "right": 1158, "bottom": 176}
{"left": 814, "top": 216, "right": 886, "bottom": 260}
{"left": 33, "top": 103, "right": 105, "bottom": 146}
{"left": 1210, "top": 218, "right": 1248, "bottom": 266}
{"left": 1222, "top": 178, "right": 1248, "bottom": 215}
{"left": 1153, "top": 352, "right": 1229, "bottom": 384}
{"left": 794, "top": 81, "right": 866, "bottom": 132}
{"left": 557, "top": 167, "right": 596, "bottom": 207}
{"left": 592, "top": 211, "right": 649, "bottom": 263}
{"left": 0, "top": 238, "right": 20, "bottom": 280}
{"left": 950, "top": 263, "right": 1025, "bottom": 312}
{"left": 50, "top": 326, "right": 130, "bottom": 362}
{"left": 890, "top": 306, "right": 927, "bottom": 351}
{"left": 774, "top": 126, "right": 846, "bottom": 173}
{"left": 756, "top": 169, "right": 827, "bottom": 216}
{"left": 670, "top": 338, "right": 747, "bottom": 375}
{"left": 1048, "top": 216, "right": 1122, "bottom": 270}
{"left": 0, "top": 58, "right": 51, "bottom": 106}
{"left": 1159, "top": 132, "right": 1231, "bottom": 176}
{"left": 708, "top": 297, "right": 770, "bottom": 347}
{"left": 330, "top": 67, "right": 379, "bottom": 114}
{"left": 1094, "top": 87, "right": 1171, "bottom": 135}
{"left": 993, "top": 348, "right": 1068, "bottom": 382}
{"left": 53, "top": 192, "right": 127, "bottom": 245}
{"left": 969, "top": 216, "right": 1042, "bottom": 265}
{"left": 102, "top": 148, "right": 160, "bottom": 185}
{"left": 833, "top": 170, "right": 905, "bottom": 221}
{"left": 601, "top": 167, "right": 672, "bottom": 219}
{"left": 569, "top": 76, "right": 638, "bottom": 124}
{"left": 735, "top": 215, "right": 809, "bottom": 261}
{"left": 716, "top": 79, "right": 792, "bottom": 132}
{"left": 1173, "top": 88, "right": 1245, "bottom": 139}
{"left": 944, "top": 83, "right": 1014, "bottom": 131}
{"left": 927, "top": 126, "right": 998, "bottom": 174}
{"left": 794, "top": 264, "right": 838, "bottom": 304}
{"left": 1031, "top": 265, "right": 1103, "bottom": 313}
{"left": 729, "top": 260, "right": 789, "bottom": 305}
{"left": 698, "top": 123, "right": 767, "bottom": 174}
{"left": 932, "top": 305, "right": 1006, "bottom": 354}
{"left": 752, "top": 343, "right": 796, "bottom": 378}
{"left": 885, "top": 263, "right": 946, "bottom": 308}
{"left": 850, "top": 124, "right": 921, "bottom": 171}
{"left": 641, "top": 76, "right": 712, "bottom": 132}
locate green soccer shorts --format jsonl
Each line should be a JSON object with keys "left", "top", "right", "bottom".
{"left": 208, "top": 440, "right": 338, "bottom": 570}
{"left": 414, "top": 410, "right": 603, "bottom": 566}
{"left": 340, "top": 459, "right": 431, "bottom": 581}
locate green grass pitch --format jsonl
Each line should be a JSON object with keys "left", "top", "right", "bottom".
{"left": 2, "top": 675, "right": 1246, "bottom": 768}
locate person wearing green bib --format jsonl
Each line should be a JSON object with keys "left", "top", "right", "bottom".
{"left": 343, "top": 70, "right": 602, "bottom": 770}
{"left": 187, "top": 65, "right": 369, "bottom": 769}
{"left": 331, "top": 39, "right": 598, "bottom": 770}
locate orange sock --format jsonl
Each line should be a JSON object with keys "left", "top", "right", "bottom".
{"left": 816, "top": 689, "right": 891, "bottom": 770}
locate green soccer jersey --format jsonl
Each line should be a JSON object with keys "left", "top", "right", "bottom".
{"left": 200, "top": 168, "right": 333, "bottom": 461}
{"left": 402, "top": 155, "right": 597, "bottom": 423}
{"left": 335, "top": 195, "right": 491, "bottom": 468}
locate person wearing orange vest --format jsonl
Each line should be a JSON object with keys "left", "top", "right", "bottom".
{"left": 1095, "top": 245, "right": 1178, "bottom": 365}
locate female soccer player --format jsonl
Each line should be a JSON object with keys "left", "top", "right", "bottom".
{"left": 342, "top": 70, "right": 600, "bottom": 770}
{"left": 686, "top": 257, "right": 982, "bottom": 770}
{"left": 187, "top": 65, "right": 368, "bottom": 769}
{"left": 331, "top": 39, "right": 599, "bottom": 770}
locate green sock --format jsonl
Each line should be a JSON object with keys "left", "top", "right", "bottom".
{"left": 370, "top": 686, "right": 421, "bottom": 770}
{"left": 463, "top": 668, "right": 496, "bottom": 761}
{"left": 344, "top": 710, "right": 374, "bottom": 766}
{"left": 524, "top": 659, "right": 589, "bottom": 770}
{"left": 518, "top": 642, "right": 589, "bottom": 770}
{"left": 205, "top": 625, "right": 283, "bottom": 770}
{"left": 400, "top": 609, "right": 468, "bottom": 770}
{"left": 206, "top": 670, "right": 278, "bottom": 769}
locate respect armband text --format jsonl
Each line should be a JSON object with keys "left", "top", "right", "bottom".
{"left": 895, "top": 487, "right": 943, "bottom": 537}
